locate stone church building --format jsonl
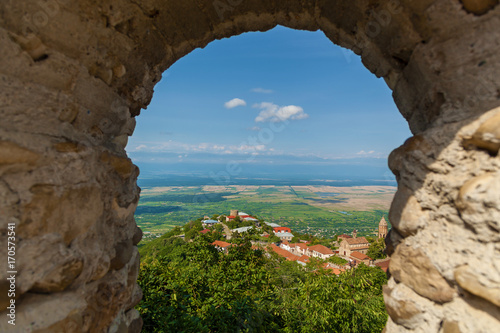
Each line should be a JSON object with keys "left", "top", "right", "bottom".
{"left": 378, "top": 216, "right": 389, "bottom": 239}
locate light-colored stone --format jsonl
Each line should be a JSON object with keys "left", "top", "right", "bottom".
{"left": 0, "top": 141, "right": 40, "bottom": 166}
{"left": 455, "top": 265, "right": 500, "bottom": 308}
{"left": 441, "top": 320, "right": 462, "bottom": 333}
{"left": 465, "top": 109, "right": 500, "bottom": 154}
{"left": 0, "top": 292, "right": 87, "bottom": 332}
{"left": 461, "top": 0, "right": 499, "bottom": 15}
{"left": 21, "top": 185, "right": 104, "bottom": 245}
{"left": 15, "top": 233, "right": 83, "bottom": 296}
{"left": 100, "top": 152, "right": 135, "bottom": 179}
{"left": 389, "top": 186, "right": 428, "bottom": 236}
{"left": 390, "top": 244, "right": 456, "bottom": 303}
{"left": 456, "top": 172, "right": 500, "bottom": 240}
{"left": 383, "top": 285, "right": 423, "bottom": 328}
{"left": 31, "top": 256, "right": 83, "bottom": 293}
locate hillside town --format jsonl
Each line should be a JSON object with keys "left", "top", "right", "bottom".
{"left": 197, "top": 209, "right": 390, "bottom": 275}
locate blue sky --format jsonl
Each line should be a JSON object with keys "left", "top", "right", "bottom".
{"left": 127, "top": 26, "right": 412, "bottom": 180}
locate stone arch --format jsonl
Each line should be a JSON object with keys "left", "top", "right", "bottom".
{"left": 1, "top": 0, "right": 499, "bottom": 332}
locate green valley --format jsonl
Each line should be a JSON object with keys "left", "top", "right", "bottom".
{"left": 135, "top": 185, "right": 395, "bottom": 239}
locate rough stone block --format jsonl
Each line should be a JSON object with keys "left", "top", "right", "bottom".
{"left": 389, "top": 186, "right": 428, "bottom": 236}
{"left": 0, "top": 140, "right": 40, "bottom": 166}
{"left": 455, "top": 265, "right": 500, "bottom": 308}
{"left": 21, "top": 184, "right": 103, "bottom": 245}
{"left": 461, "top": 0, "right": 499, "bottom": 15}
{"left": 16, "top": 233, "right": 83, "bottom": 296}
{"left": 456, "top": 172, "right": 500, "bottom": 240}
{"left": 100, "top": 152, "right": 135, "bottom": 179}
{"left": 390, "top": 244, "right": 456, "bottom": 303}
{"left": 465, "top": 109, "right": 500, "bottom": 154}
{"left": 110, "top": 240, "right": 134, "bottom": 271}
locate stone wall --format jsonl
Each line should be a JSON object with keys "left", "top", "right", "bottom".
{"left": 0, "top": 0, "right": 499, "bottom": 331}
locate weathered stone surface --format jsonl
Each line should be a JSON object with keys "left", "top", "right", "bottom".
{"left": 16, "top": 233, "right": 83, "bottom": 296}
{"left": 456, "top": 172, "right": 500, "bottom": 240}
{"left": 391, "top": 244, "right": 456, "bottom": 303}
{"left": 461, "top": 0, "right": 499, "bottom": 15}
{"left": 385, "top": 228, "right": 403, "bottom": 257}
{"left": 126, "top": 308, "right": 143, "bottom": 333}
{"left": 132, "top": 226, "right": 143, "bottom": 245}
{"left": 0, "top": 280, "right": 11, "bottom": 311}
{"left": 455, "top": 265, "right": 500, "bottom": 307}
{"left": 0, "top": 292, "right": 87, "bottom": 332}
{"left": 0, "top": 140, "right": 40, "bottom": 166}
{"left": 383, "top": 285, "right": 423, "bottom": 327}
{"left": 34, "top": 311, "right": 84, "bottom": 333}
{"left": 465, "top": 109, "right": 500, "bottom": 154}
{"left": 21, "top": 185, "right": 104, "bottom": 244}
{"left": 53, "top": 141, "right": 84, "bottom": 153}
{"left": 101, "top": 152, "right": 135, "bottom": 179}
{"left": 31, "top": 257, "right": 83, "bottom": 293}
{"left": 110, "top": 240, "right": 134, "bottom": 271}
{"left": 383, "top": 277, "right": 444, "bottom": 331}
{"left": 389, "top": 186, "right": 428, "bottom": 236}
{"left": 388, "top": 135, "right": 433, "bottom": 178}
{"left": 9, "top": 33, "right": 48, "bottom": 61}
{"left": 1, "top": 0, "right": 500, "bottom": 331}
{"left": 90, "top": 254, "right": 111, "bottom": 282}
{"left": 441, "top": 320, "right": 462, "bottom": 333}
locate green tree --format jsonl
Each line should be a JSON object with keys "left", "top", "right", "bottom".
{"left": 268, "top": 235, "right": 280, "bottom": 243}
{"left": 328, "top": 255, "right": 348, "bottom": 266}
{"left": 185, "top": 228, "right": 198, "bottom": 241}
{"left": 367, "top": 237, "right": 387, "bottom": 260}
{"left": 138, "top": 228, "right": 388, "bottom": 333}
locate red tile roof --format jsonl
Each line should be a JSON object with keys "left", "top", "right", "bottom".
{"left": 298, "top": 255, "right": 310, "bottom": 263}
{"left": 227, "top": 216, "right": 236, "bottom": 219}
{"left": 321, "top": 263, "right": 346, "bottom": 275}
{"left": 295, "top": 243, "right": 309, "bottom": 251}
{"left": 344, "top": 237, "right": 369, "bottom": 245}
{"left": 270, "top": 244, "right": 300, "bottom": 261}
{"left": 338, "top": 234, "right": 352, "bottom": 239}
{"left": 212, "top": 240, "right": 231, "bottom": 248}
{"left": 309, "top": 244, "right": 334, "bottom": 255}
{"left": 200, "top": 229, "right": 210, "bottom": 234}
{"left": 274, "top": 227, "right": 292, "bottom": 233}
{"left": 350, "top": 251, "right": 371, "bottom": 261}
{"left": 375, "top": 259, "right": 390, "bottom": 272}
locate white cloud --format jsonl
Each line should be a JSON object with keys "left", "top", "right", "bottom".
{"left": 356, "top": 150, "right": 376, "bottom": 156}
{"left": 254, "top": 102, "right": 309, "bottom": 123}
{"left": 252, "top": 88, "right": 273, "bottom": 94}
{"left": 128, "top": 140, "right": 270, "bottom": 156}
{"left": 224, "top": 98, "right": 247, "bottom": 109}
{"left": 248, "top": 126, "right": 261, "bottom": 131}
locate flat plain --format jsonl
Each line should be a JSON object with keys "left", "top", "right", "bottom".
{"left": 135, "top": 185, "right": 396, "bottom": 238}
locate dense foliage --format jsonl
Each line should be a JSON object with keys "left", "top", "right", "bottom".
{"left": 367, "top": 238, "right": 387, "bottom": 260}
{"left": 137, "top": 236, "right": 388, "bottom": 332}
